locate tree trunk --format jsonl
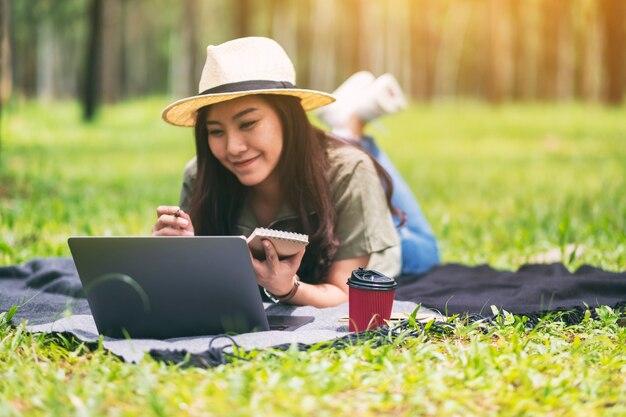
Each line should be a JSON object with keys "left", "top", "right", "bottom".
{"left": 433, "top": 2, "right": 471, "bottom": 98}
{"left": 539, "top": 0, "right": 561, "bottom": 100}
{"left": 296, "top": 0, "right": 312, "bottom": 88}
{"left": 101, "top": 0, "right": 121, "bottom": 103}
{"left": 385, "top": 0, "right": 408, "bottom": 86}
{"left": 0, "top": 0, "right": 11, "bottom": 162}
{"left": 335, "top": 0, "right": 362, "bottom": 81}
{"left": 82, "top": 0, "right": 103, "bottom": 121}
{"left": 234, "top": 0, "right": 252, "bottom": 38}
{"left": 600, "top": 0, "right": 625, "bottom": 104}
{"left": 409, "top": 0, "right": 435, "bottom": 101}
{"left": 350, "top": 0, "right": 362, "bottom": 75}
{"left": 170, "top": 0, "right": 199, "bottom": 97}
{"left": 308, "top": 0, "right": 336, "bottom": 92}
{"left": 485, "top": 0, "right": 512, "bottom": 103}
{"left": 0, "top": 0, "right": 12, "bottom": 105}
{"left": 271, "top": 0, "right": 296, "bottom": 61}
{"left": 577, "top": 2, "right": 602, "bottom": 102}
{"left": 555, "top": 4, "right": 574, "bottom": 101}
{"left": 509, "top": 0, "right": 527, "bottom": 100}
{"left": 36, "top": 23, "right": 56, "bottom": 100}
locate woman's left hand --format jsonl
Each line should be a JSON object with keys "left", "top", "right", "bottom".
{"left": 251, "top": 239, "right": 305, "bottom": 296}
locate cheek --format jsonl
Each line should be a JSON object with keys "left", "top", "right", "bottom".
{"left": 268, "top": 130, "right": 283, "bottom": 162}
{"left": 207, "top": 138, "right": 224, "bottom": 160}
{"left": 272, "top": 141, "right": 283, "bottom": 163}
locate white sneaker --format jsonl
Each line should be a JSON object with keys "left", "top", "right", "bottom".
{"left": 356, "top": 73, "right": 408, "bottom": 122}
{"left": 315, "top": 71, "right": 376, "bottom": 129}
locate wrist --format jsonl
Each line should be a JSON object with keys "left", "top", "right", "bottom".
{"left": 264, "top": 275, "right": 301, "bottom": 304}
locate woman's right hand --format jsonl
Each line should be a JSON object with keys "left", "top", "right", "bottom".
{"left": 152, "top": 206, "right": 195, "bottom": 236}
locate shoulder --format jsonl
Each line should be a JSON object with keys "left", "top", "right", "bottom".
{"left": 183, "top": 156, "right": 197, "bottom": 181}
{"left": 179, "top": 156, "right": 198, "bottom": 211}
{"left": 327, "top": 142, "right": 373, "bottom": 170}
{"left": 326, "top": 143, "right": 377, "bottom": 190}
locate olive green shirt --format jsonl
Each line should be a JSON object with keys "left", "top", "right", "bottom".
{"left": 179, "top": 144, "right": 401, "bottom": 277}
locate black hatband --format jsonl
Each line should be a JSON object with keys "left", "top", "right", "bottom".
{"left": 200, "top": 80, "right": 296, "bottom": 95}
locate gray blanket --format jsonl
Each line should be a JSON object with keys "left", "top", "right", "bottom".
{"left": 0, "top": 258, "right": 433, "bottom": 363}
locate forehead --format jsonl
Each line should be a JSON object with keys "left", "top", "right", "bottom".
{"left": 206, "top": 95, "right": 272, "bottom": 120}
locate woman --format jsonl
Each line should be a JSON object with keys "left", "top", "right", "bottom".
{"left": 153, "top": 37, "right": 436, "bottom": 307}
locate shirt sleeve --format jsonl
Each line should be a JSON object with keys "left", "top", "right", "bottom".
{"left": 179, "top": 157, "right": 197, "bottom": 212}
{"left": 330, "top": 147, "right": 399, "bottom": 261}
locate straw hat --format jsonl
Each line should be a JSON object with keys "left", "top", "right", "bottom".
{"left": 162, "top": 37, "right": 335, "bottom": 127}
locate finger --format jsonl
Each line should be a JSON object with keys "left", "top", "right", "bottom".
{"left": 152, "top": 226, "right": 194, "bottom": 236}
{"left": 262, "top": 239, "right": 279, "bottom": 264}
{"left": 156, "top": 205, "right": 183, "bottom": 217}
{"left": 291, "top": 246, "right": 306, "bottom": 264}
{"left": 154, "top": 214, "right": 190, "bottom": 231}
{"left": 279, "top": 246, "right": 306, "bottom": 266}
{"left": 176, "top": 209, "right": 191, "bottom": 222}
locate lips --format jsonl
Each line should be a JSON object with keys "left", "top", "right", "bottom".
{"left": 231, "top": 155, "right": 260, "bottom": 169}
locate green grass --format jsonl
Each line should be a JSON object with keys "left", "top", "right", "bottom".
{"left": 1, "top": 99, "right": 625, "bottom": 416}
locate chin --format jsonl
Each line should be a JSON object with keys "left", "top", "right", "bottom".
{"left": 236, "top": 174, "right": 265, "bottom": 187}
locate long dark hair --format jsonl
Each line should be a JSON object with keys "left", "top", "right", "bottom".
{"left": 189, "top": 94, "right": 401, "bottom": 283}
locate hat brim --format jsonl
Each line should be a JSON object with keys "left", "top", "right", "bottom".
{"left": 162, "top": 88, "right": 336, "bottom": 127}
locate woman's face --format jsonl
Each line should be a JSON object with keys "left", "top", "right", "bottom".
{"left": 205, "top": 95, "right": 283, "bottom": 188}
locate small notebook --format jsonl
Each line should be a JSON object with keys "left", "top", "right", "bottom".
{"left": 247, "top": 228, "right": 309, "bottom": 259}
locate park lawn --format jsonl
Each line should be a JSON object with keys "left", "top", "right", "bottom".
{"left": 0, "top": 99, "right": 625, "bottom": 416}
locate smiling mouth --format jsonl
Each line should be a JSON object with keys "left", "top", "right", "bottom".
{"left": 232, "top": 155, "right": 260, "bottom": 168}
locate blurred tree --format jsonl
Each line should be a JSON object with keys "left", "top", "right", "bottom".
{"left": 509, "top": 0, "right": 523, "bottom": 99}
{"left": 434, "top": 1, "right": 471, "bottom": 98}
{"left": 12, "top": 0, "right": 40, "bottom": 97}
{"left": 268, "top": 0, "right": 296, "bottom": 66}
{"left": 36, "top": 21, "right": 56, "bottom": 100}
{"left": 539, "top": 0, "right": 562, "bottom": 100}
{"left": 577, "top": 0, "right": 603, "bottom": 102}
{"left": 295, "top": 0, "right": 312, "bottom": 88}
{"left": 5, "top": 0, "right": 626, "bottom": 105}
{"left": 234, "top": 0, "right": 252, "bottom": 38}
{"left": 307, "top": 0, "right": 336, "bottom": 92}
{"left": 82, "top": 0, "right": 102, "bottom": 121}
{"left": 409, "top": 0, "right": 436, "bottom": 100}
{"left": 170, "top": 0, "right": 199, "bottom": 97}
{"left": 0, "top": 0, "right": 11, "bottom": 105}
{"left": 600, "top": 0, "right": 625, "bottom": 104}
{"left": 556, "top": 4, "right": 575, "bottom": 101}
{"left": 0, "top": 0, "right": 11, "bottom": 161}
{"left": 486, "top": 0, "right": 510, "bottom": 103}
{"left": 265, "top": 0, "right": 276, "bottom": 38}
{"left": 12, "top": 0, "right": 86, "bottom": 100}
{"left": 101, "top": 0, "right": 121, "bottom": 103}
{"left": 337, "top": 0, "right": 362, "bottom": 80}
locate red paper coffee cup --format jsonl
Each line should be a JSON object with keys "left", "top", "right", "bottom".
{"left": 347, "top": 268, "right": 397, "bottom": 332}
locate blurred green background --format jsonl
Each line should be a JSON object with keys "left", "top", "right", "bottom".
{"left": 2, "top": 100, "right": 625, "bottom": 271}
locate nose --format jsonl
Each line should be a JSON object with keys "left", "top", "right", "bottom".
{"left": 225, "top": 131, "right": 248, "bottom": 156}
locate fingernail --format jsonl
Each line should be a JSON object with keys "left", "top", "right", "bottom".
{"left": 263, "top": 240, "right": 270, "bottom": 248}
{"left": 179, "top": 219, "right": 189, "bottom": 227}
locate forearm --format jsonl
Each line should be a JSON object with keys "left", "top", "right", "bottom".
{"left": 286, "top": 279, "right": 348, "bottom": 308}
{"left": 284, "top": 255, "right": 370, "bottom": 307}
{"left": 255, "top": 249, "right": 367, "bottom": 308}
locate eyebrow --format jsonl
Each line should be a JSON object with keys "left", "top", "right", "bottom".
{"left": 206, "top": 107, "right": 259, "bottom": 125}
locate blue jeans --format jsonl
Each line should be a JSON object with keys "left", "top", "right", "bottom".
{"left": 359, "top": 136, "right": 440, "bottom": 275}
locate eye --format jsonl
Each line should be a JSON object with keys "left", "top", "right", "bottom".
{"left": 240, "top": 120, "right": 258, "bottom": 130}
{"left": 207, "top": 128, "right": 224, "bottom": 137}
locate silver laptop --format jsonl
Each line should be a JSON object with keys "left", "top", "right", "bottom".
{"left": 68, "top": 236, "right": 313, "bottom": 339}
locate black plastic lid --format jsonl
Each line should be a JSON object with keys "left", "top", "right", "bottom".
{"left": 347, "top": 267, "right": 397, "bottom": 291}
